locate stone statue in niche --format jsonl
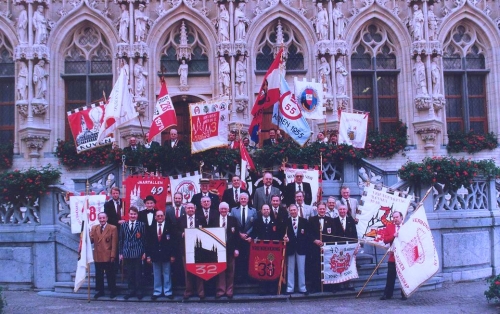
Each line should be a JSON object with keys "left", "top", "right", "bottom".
{"left": 431, "top": 57, "right": 441, "bottom": 95}
{"left": 335, "top": 57, "right": 348, "bottom": 95}
{"left": 428, "top": 5, "right": 438, "bottom": 41}
{"left": 218, "top": 4, "right": 230, "bottom": 43}
{"left": 17, "top": 8, "right": 28, "bottom": 44}
{"left": 234, "top": 3, "right": 248, "bottom": 42}
{"left": 33, "top": 5, "right": 48, "bottom": 45}
{"left": 235, "top": 55, "right": 247, "bottom": 96}
{"left": 119, "top": 4, "right": 129, "bottom": 43}
{"left": 134, "top": 58, "right": 148, "bottom": 98}
{"left": 411, "top": 4, "right": 424, "bottom": 41}
{"left": 33, "top": 60, "right": 48, "bottom": 99}
{"left": 178, "top": 59, "right": 188, "bottom": 86}
{"left": 17, "top": 62, "right": 28, "bottom": 101}
{"left": 413, "top": 55, "right": 428, "bottom": 95}
{"left": 135, "top": 4, "right": 149, "bottom": 43}
{"left": 315, "top": 3, "right": 329, "bottom": 40}
{"left": 219, "top": 57, "right": 230, "bottom": 96}
{"left": 318, "top": 57, "right": 331, "bottom": 94}
{"left": 332, "top": 2, "right": 347, "bottom": 40}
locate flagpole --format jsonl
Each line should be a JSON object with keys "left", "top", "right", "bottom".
{"left": 87, "top": 265, "right": 91, "bottom": 303}
{"left": 278, "top": 227, "right": 288, "bottom": 295}
{"left": 356, "top": 248, "right": 390, "bottom": 298}
{"left": 320, "top": 227, "right": 323, "bottom": 293}
{"left": 85, "top": 180, "right": 91, "bottom": 303}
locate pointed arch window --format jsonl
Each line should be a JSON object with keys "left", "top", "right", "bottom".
{"left": 443, "top": 24, "right": 488, "bottom": 134}
{"left": 61, "top": 25, "right": 113, "bottom": 140}
{"left": 351, "top": 24, "right": 399, "bottom": 133}
{"left": 0, "top": 33, "right": 14, "bottom": 143}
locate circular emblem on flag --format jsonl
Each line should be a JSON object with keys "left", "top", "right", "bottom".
{"left": 279, "top": 93, "right": 302, "bottom": 120}
{"left": 299, "top": 87, "right": 319, "bottom": 112}
{"left": 175, "top": 180, "right": 197, "bottom": 203}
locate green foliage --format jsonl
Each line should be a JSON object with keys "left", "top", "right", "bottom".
{"left": 447, "top": 130, "right": 498, "bottom": 154}
{"left": 56, "top": 140, "right": 121, "bottom": 169}
{"left": 365, "top": 122, "right": 408, "bottom": 158}
{"left": 398, "top": 157, "right": 500, "bottom": 190}
{"left": 485, "top": 275, "right": 500, "bottom": 303}
{"left": 0, "top": 143, "right": 13, "bottom": 171}
{"left": 0, "top": 165, "right": 61, "bottom": 204}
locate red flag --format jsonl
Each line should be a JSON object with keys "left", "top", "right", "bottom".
{"left": 148, "top": 78, "right": 177, "bottom": 142}
{"left": 248, "top": 48, "right": 283, "bottom": 142}
{"left": 240, "top": 143, "right": 255, "bottom": 171}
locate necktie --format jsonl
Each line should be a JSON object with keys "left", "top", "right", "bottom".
{"left": 265, "top": 218, "right": 268, "bottom": 224}
{"left": 189, "top": 216, "right": 193, "bottom": 228}
{"left": 341, "top": 218, "right": 345, "bottom": 230}
{"left": 272, "top": 139, "right": 275, "bottom": 145}
{"left": 130, "top": 221, "right": 134, "bottom": 230}
{"left": 101, "top": 225, "right": 104, "bottom": 233}
{"left": 346, "top": 199, "right": 352, "bottom": 215}
{"left": 158, "top": 223, "right": 162, "bottom": 241}
{"left": 204, "top": 210, "right": 209, "bottom": 224}
{"left": 293, "top": 218, "right": 297, "bottom": 234}
{"left": 222, "top": 217, "right": 226, "bottom": 228}
{"left": 241, "top": 206, "right": 246, "bottom": 226}
{"left": 298, "top": 184, "right": 302, "bottom": 192}
{"left": 397, "top": 225, "right": 400, "bottom": 232}
{"left": 319, "top": 218, "right": 324, "bottom": 231}
{"left": 235, "top": 189, "right": 239, "bottom": 203}
{"left": 299, "top": 205, "right": 304, "bottom": 218}
{"left": 274, "top": 208, "right": 278, "bottom": 219}
{"left": 266, "top": 187, "right": 269, "bottom": 196}
{"left": 115, "top": 201, "right": 121, "bottom": 215}
{"left": 175, "top": 207, "right": 180, "bottom": 219}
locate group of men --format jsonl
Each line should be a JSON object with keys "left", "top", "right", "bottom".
{"left": 90, "top": 170, "right": 404, "bottom": 301}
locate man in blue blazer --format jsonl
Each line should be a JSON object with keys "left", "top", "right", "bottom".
{"left": 119, "top": 206, "right": 146, "bottom": 300}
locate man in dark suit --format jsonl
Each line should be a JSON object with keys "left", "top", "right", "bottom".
{"left": 215, "top": 202, "right": 240, "bottom": 299}
{"left": 269, "top": 195, "right": 288, "bottom": 230}
{"left": 221, "top": 176, "right": 250, "bottom": 211}
{"left": 380, "top": 211, "right": 406, "bottom": 300}
{"left": 119, "top": 206, "right": 146, "bottom": 300}
{"left": 332, "top": 204, "right": 358, "bottom": 292}
{"left": 146, "top": 210, "right": 176, "bottom": 300}
{"left": 138, "top": 195, "right": 157, "bottom": 228}
{"left": 177, "top": 203, "right": 207, "bottom": 300}
{"left": 90, "top": 212, "right": 118, "bottom": 299}
{"left": 308, "top": 202, "right": 335, "bottom": 293}
{"left": 166, "top": 192, "right": 186, "bottom": 287}
{"left": 336, "top": 186, "right": 360, "bottom": 223}
{"left": 284, "top": 171, "right": 313, "bottom": 206}
{"left": 196, "top": 195, "right": 219, "bottom": 227}
{"left": 122, "top": 136, "right": 144, "bottom": 153}
{"left": 263, "top": 128, "right": 281, "bottom": 147}
{"left": 103, "top": 187, "right": 125, "bottom": 227}
{"left": 191, "top": 178, "right": 220, "bottom": 212}
{"left": 253, "top": 172, "right": 281, "bottom": 213}
{"left": 283, "top": 204, "right": 312, "bottom": 295}
{"left": 163, "top": 128, "right": 185, "bottom": 149}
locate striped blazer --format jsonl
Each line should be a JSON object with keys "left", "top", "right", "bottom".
{"left": 119, "top": 220, "right": 146, "bottom": 258}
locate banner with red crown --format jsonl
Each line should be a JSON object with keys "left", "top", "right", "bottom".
{"left": 248, "top": 240, "right": 286, "bottom": 281}
{"left": 322, "top": 242, "right": 360, "bottom": 284}
{"left": 185, "top": 227, "right": 227, "bottom": 280}
{"left": 123, "top": 175, "right": 169, "bottom": 219}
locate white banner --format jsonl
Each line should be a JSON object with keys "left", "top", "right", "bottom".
{"left": 190, "top": 98, "right": 229, "bottom": 153}
{"left": 322, "top": 242, "right": 359, "bottom": 284}
{"left": 169, "top": 171, "right": 202, "bottom": 204}
{"left": 284, "top": 167, "right": 320, "bottom": 206}
{"left": 394, "top": 208, "right": 439, "bottom": 297}
{"left": 357, "top": 184, "right": 411, "bottom": 248}
{"left": 70, "top": 195, "right": 106, "bottom": 233}
{"left": 294, "top": 77, "right": 325, "bottom": 120}
{"left": 338, "top": 112, "right": 369, "bottom": 148}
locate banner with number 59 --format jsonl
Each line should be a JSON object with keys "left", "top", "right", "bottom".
{"left": 123, "top": 175, "right": 170, "bottom": 219}
{"left": 70, "top": 195, "right": 107, "bottom": 233}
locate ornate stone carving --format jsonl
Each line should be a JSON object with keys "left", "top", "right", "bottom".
{"left": 178, "top": 59, "right": 188, "bottom": 87}
{"left": 32, "top": 103, "right": 48, "bottom": 116}
{"left": 17, "top": 7, "right": 28, "bottom": 44}
{"left": 177, "top": 21, "right": 192, "bottom": 61}
{"left": 33, "top": 59, "right": 48, "bottom": 100}
{"left": 131, "top": 42, "right": 149, "bottom": 58}
{"left": 314, "top": 3, "right": 329, "bottom": 41}
{"left": 332, "top": 2, "right": 347, "bottom": 40}
{"left": 135, "top": 4, "right": 149, "bottom": 43}
{"left": 413, "top": 55, "right": 428, "bottom": 96}
{"left": 335, "top": 56, "right": 348, "bottom": 96}
{"left": 428, "top": 5, "right": 438, "bottom": 41}
{"left": 411, "top": 4, "right": 424, "bottom": 42}
{"left": 33, "top": 5, "right": 48, "bottom": 45}
{"left": 218, "top": 57, "right": 230, "bottom": 96}
{"left": 234, "top": 3, "right": 249, "bottom": 42}
{"left": 17, "top": 61, "right": 28, "bottom": 101}
{"left": 217, "top": 4, "right": 229, "bottom": 43}
{"left": 118, "top": 4, "right": 129, "bottom": 43}
{"left": 15, "top": 44, "right": 50, "bottom": 60}
{"left": 134, "top": 57, "right": 148, "bottom": 100}
{"left": 21, "top": 134, "right": 49, "bottom": 158}
{"left": 235, "top": 55, "right": 247, "bottom": 97}
{"left": 432, "top": 96, "right": 446, "bottom": 113}
{"left": 16, "top": 103, "right": 28, "bottom": 119}
{"left": 414, "top": 96, "right": 432, "bottom": 111}
{"left": 134, "top": 100, "right": 148, "bottom": 116}
{"left": 415, "top": 126, "right": 441, "bottom": 150}
{"left": 235, "top": 99, "right": 248, "bottom": 113}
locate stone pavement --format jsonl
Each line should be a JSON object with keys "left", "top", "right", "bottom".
{"left": 3, "top": 280, "right": 499, "bottom": 314}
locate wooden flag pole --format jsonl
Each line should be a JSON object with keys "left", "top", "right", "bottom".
{"left": 356, "top": 244, "right": 390, "bottom": 298}
{"left": 320, "top": 227, "right": 324, "bottom": 293}
{"left": 278, "top": 227, "right": 288, "bottom": 295}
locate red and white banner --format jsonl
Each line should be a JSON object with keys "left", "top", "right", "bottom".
{"left": 284, "top": 167, "right": 320, "bottom": 206}
{"left": 338, "top": 111, "right": 369, "bottom": 148}
{"left": 294, "top": 77, "right": 325, "bottom": 120}
{"left": 190, "top": 98, "right": 229, "bottom": 153}
{"left": 74, "top": 199, "right": 94, "bottom": 292}
{"left": 70, "top": 195, "right": 106, "bottom": 233}
{"left": 248, "top": 48, "right": 283, "bottom": 143}
{"left": 357, "top": 184, "right": 411, "bottom": 248}
{"left": 97, "top": 67, "right": 138, "bottom": 142}
{"left": 123, "top": 175, "right": 170, "bottom": 219}
{"left": 248, "top": 240, "right": 285, "bottom": 281}
{"left": 148, "top": 78, "right": 177, "bottom": 142}
{"left": 185, "top": 227, "right": 227, "bottom": 280}
{"left": 240, "top": 144, "right": 255, "bottom": 190}
{"left": 169, "top": 171, "right": 202, "bottom": 204}
{"left": 322, "top": 242, "right": 360, "bottom": 284}
{"left": 209, "top": 179, "right": 227, "bottom": 202}
{"left": 67, "top": 101, "right": 114, "bottom": 153}
{"left": 394, "top": 207, "right": 439, "bottom": 297}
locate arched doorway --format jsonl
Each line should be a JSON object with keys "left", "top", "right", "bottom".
{"left": 160, "top": 95, "right": 204, "bottom": 146}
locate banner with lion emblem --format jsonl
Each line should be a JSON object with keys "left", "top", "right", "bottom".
{"left": 322, "top": 242, "right": 360, "bottom": 284}
{"left": 248, "top": 240, "right": 285, "bottom": 281}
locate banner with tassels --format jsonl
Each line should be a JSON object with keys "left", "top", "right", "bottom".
{"left": 123, "top": 175, "right": 170, "bottom": 219}
{"left": 169, "top": 171, "right": 202, "bottom": 204}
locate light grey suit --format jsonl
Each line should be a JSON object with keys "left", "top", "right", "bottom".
{"left": 230, "top": 205, "right": 258, "bottom": 234}
{"left": 253, "top": 186, "right": 281, "bottom": 212}
{"left": 295, "top": 203, "right": 317, "bottom": 220}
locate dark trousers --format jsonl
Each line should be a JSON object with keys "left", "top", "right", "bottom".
{"left": 183, "top": 257, "right": 205, "bottom": 298}
{"left": 125, "top": 258, "right": 143, "bottom": 296}
{"left": 383, "top": 261, "right": 396, "bottom": 297}
{"left": 307, "top": 247, "right": 322, "bottom": 292}
{"left": 235, "top": 240, "right": 250, "bottom": 282}
{"left": 95, "top": 261, "right": 116, "bottom": 294}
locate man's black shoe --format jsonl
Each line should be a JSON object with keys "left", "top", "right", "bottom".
{"left": 167, "top": 294, "right": 174, "bottom": 300}
{"left": 109, "top": 293, "right": 117, "bottom": 299}
{"left": 151, "top": 295, "right": 159, "bottom": 300}
{"left": 123, "top": 293, "right": 135, "bottom": 300}
{"left": 93, "top": 292, "right": 104, "bottom": 299}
